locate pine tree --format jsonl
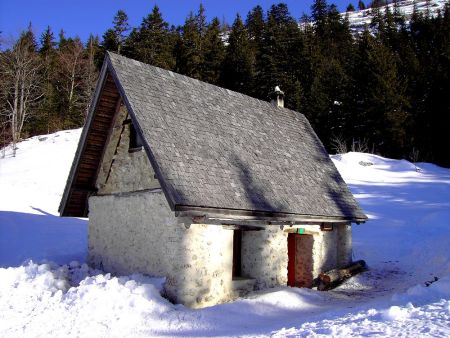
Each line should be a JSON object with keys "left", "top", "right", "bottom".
{"left": 196, "top": 3, "right": 208, "bottom": 38}
{"left": 58, "top": 29, "right": 68, "bottom": 49}
{"left": 112, "top": 10, "right": 130, "bottom": 54}
{"left": 83, "top": 35, "right": 100, "bottom": 112}
{"left": 245, "top": 5, "right": 265, "bottom": 96}
{"left": 381, "top": 5, "right": 397, "bottom": 47}
{"left": 311, "top": 0, "right": 329, "bottom": 37}
{"left": 371, "top": 0, "right": 386, "bottom": 9}
{"left": 353, "top": 30, "right": 409, "bottom": 155}
{"left": 175, "top": 5, "right": 208, "bottom": 79}
{"left": 40, "top": 26, "right": 55, "bottom": 55}
{"left": 347, "top": 4, "right": 355, "bottom": 12}
{"left": 297, "top": 13, "right": 315, "bottom": 114}
{"left": 246, "top": 5, "right": 265, "bottom": 57}
{"left": 101, "top": 29, "right": 118, "bottom": 53}
{"left": 393, "top": 0, "right": 406, "bottom": 28}
{"left": 358, "top": 0, "right": 366, "bottom": 10}
{"left": 370, "top": 3, "right": 386, "bottom": 32}
{"left": 254, "top": 4, "right": 302, "bottom": 104}
{"left": 176, "top": 12, "right": 202, "bottom": 78}
{"left": 219, "top": 14, "right": 254, "bottom": 95}
{"left": 299, "top": 0, "right": 356, "bottom": 148}
{"left": 201, "top": 17, "right": 225, "bottom": 84}
{"left": 127, "top": 6, "right": 175, "bottom": 69}
{"left": 408, "top": 4, "right": 450, "bottom": 165}
{"left": 429, "top": 4, "right": 450, "bottom": 166}
{"left": 33, "top": 26, "right": 59, "bottom": 133}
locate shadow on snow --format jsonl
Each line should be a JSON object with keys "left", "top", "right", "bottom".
{"left": 0, "top": 210, "right": 87, "bottom": 267}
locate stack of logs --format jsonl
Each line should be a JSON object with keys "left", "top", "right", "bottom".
{"left": 318, "top": 260, "right": 367, "bottom": 291}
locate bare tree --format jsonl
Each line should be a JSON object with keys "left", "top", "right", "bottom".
{"left": 59, "top": 39, "right": 83, "bottom": 113}
{"left": 56, "top": 36, "right": 99, "bottom": 127}
{"left": 0, "top": 30, "right": 43, "bottom": 156}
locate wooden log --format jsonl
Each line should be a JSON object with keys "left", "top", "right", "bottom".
{"left": 319, "top": 260, "right": 367, "bottom": 285}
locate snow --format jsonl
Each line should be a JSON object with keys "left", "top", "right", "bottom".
{"left": 0, "top": 130, "right": 86, "bottom": 266}
{"left": 344, "top": 0, "right": 448, "bottom": 33}
{"left": 0, "top": 129, "right": 449, "bottom": 337}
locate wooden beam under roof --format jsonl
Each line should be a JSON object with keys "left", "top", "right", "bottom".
{"left": 59, "top": 64, "right": 120, "bottom": 217}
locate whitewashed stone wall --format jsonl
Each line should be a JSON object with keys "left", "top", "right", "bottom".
{"left": 88, "top": 191, "right": 178, "bottom": 277}
{"left": 89, "top": 191, "right": 239, "bottom": 308}
{"left": 89, "top": 192, "right": 353, "bottom": 306}
{"left": 247, "top": 223, "right": 353, "bottom": 288}
{"left": 165, "top": 223, "right": 234, "bottom": 307}
{"left": 312, "top": 227, "right": 338, "bottom": 277}
{"left": 306, "top": 223, "right": 352, "bottom": 283}
{"left": 241, "top": 227, "right": 288, "bottom": 289}
{"left": 336, "top": 223, "right": 352, "bottom": 267}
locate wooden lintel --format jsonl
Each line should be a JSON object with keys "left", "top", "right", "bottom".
{"left": 283, "top": 228, "right": 320, "bottom": 235}
{"left": 175, "top": 208, "right": 354, "bottom": 225}
{"left": 221, "top": 224, "right": 264, "bottom": 231}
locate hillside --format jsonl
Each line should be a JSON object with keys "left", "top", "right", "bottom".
{"left": 344, "top": 0, "right": 449, "bottom": 31}
{"left": 0, "top": 130, "right": 449, "bottom": 336}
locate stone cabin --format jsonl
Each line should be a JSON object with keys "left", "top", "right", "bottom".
{"left": 59, "top": 52, "right": 367, "bottom": 308}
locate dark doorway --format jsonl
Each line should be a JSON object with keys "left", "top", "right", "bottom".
{"left": 287, "top": 233, "right": 314, "bottom": 287}
{"left": 232, "top": 229, "right": 242, "bottom": 278}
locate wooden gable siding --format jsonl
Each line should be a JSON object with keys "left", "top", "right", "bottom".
{"left": 62, "top": 73, "right": 120, "bottom": 216}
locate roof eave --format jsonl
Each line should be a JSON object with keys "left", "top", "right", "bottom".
{"left": 59, "top": 58, "right": 110, "bottom": 217}
{"left": 174, "top": 204, "right": 368, "bottom": 225}
{"left": 60, "top": 52, "right": 181, "bottom": 216}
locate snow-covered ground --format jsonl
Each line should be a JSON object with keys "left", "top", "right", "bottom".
{"left": 0, "top": 129, "right": 449, "bottom": 337}
{"left": 344, "top": 0, "right": 448, "bottom": 32}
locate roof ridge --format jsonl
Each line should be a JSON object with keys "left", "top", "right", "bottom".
{"left": 106, "top": 51, "right": 303, "bottom": 118}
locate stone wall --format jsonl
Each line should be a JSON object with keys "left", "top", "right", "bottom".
{"left": 311, "top": 227, "right": 338, "bottom": 278}
{"left": 241, "top": 223, "right": 352, "bottom": 290}
{"left": 165, "top": 223, "right": 234, "bottom": 307}
{"left": 241, "top": 227, "right": 288, "bottom": 289}
{"left": 88, "top": 191, "right": 179, "bottom": 277}
{"left": 96, "top": 103, "right": 160, "bottom": 195}
{"left": 304, "top": 223, "right": 352, "bottom": 283}
{"left": 89, "top": 192, "right": 353, "bottom": 307}
{"left": 89, "top": 191, "right": 238, "bottom": 308}
{"left": 336, "top": 223, "right": 352, "bottom": 267}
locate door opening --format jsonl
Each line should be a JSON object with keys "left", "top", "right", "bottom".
{"left": 232, "top": 229, "right": 242, "bottom": 278}
{"left": 287, "top": 233, "right": 314, "bottom": 287}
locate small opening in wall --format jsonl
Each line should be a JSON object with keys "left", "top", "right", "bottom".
{"left": 321, "top": 223, "right": 333, "bottom": 231}
{"left": 129, "top": 122, "right": 143, "bottom": 152}
{"left": 232, "top": 229, "right": 242, "bottom": 279}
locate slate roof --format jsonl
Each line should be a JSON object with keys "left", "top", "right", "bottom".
{"left": 60, "top": 52, "right": 367, "bottom": 222}
{"left": 103, "top": 52, "right": 367, "bottom": 222}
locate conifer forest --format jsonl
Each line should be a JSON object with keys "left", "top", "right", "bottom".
{"left": 1, "top": 0, "right": 449, "bottom": 166}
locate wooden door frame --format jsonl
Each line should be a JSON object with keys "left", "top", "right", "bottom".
{"left": 287, "top": 233, "right": 297, "bottom": 287}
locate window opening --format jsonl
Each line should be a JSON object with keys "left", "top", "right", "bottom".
{"left": 129, "top": 122, "right": 143, "bottom": 152}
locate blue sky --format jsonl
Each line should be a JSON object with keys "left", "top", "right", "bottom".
{"left": 0, "top": 0, "right": 354, "bottom": 44}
